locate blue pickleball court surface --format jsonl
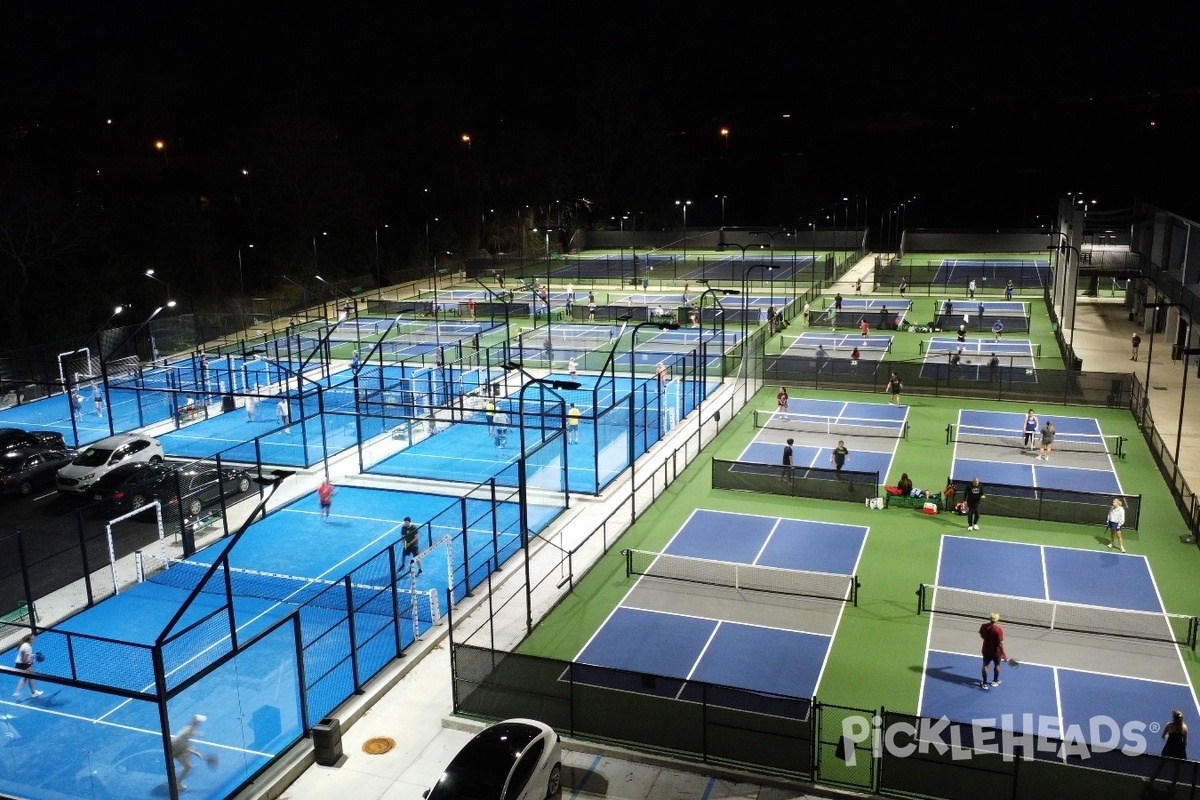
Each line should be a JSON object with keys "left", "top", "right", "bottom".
{"left": 920, "top": 537, "right": 1200, "bottom": 765}
{"left": 952, "top": 409, "right": 1123, "bottom": 496}
{"left": 574, "top": 510, "right": 868, "bottom": 712}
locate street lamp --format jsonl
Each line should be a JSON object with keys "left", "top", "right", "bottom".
{"left": 1176, "top": 347, "right": 1200, "bottom": 469}
{"left": 1143, "top": 301, "right": 1182, "bottom": 425}
{"left": 503, "top": 360, "right": 580, "bottom": 629}
{"left": 312, "top": 231, "right": 327, "bottom": 269}
{"left": 740, "top": 261, "right": 775, "bottom": 401}
{"left": 628, "top": 319, "right": 681, "bottom": 492}
{"left": 425, "top": 217, "right": 439, "bottom": 270}
{"left": 314, "top": 275, "right": 348, "bottom": 320}
{"left": 676, "top": 200, "right": 692, "bottom": 263}
{"left": 374, "top": 224, "right": 389, "bottom": 294}
{"left": 99, "top": 306, "right": 164, "bottom": 435}
{"left": 144, "top": 269, "right": 174, "bottom": 306}
{"left": 695, "top": 280, "right": 739, "bottom": 435}
{"left": 714, "top": 194, "right": 727, "bottom": 229}
{"left": 237, "top": 244, "right": 254, "bottom": 299}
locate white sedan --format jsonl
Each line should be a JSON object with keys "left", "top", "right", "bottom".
{"left": 425, "top": 718, "right": 562, "bottom": 800}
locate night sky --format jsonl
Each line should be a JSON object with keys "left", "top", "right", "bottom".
{"left": 4, "top": 3, "right": 1196, "bottom": 225}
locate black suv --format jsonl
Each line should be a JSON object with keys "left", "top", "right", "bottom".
{"left": 93, "top": 462, "right": 253, "bottom": 519}
{"left": 0, "top": 428, "right": 67, "bottom": 452}
{"left": 0, "top": 448, "right": 76, "bottom": 496}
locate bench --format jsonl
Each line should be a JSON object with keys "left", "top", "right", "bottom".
{"left": 1, "top": 601, "right": 37, "bottom": 627}
{"left": 884, "top": 494, "right": 945, "bottom": 511}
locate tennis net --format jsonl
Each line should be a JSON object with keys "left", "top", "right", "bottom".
{"left": 147, "top": 558, "right": 439, "bottom": 622}
{"left": 948, "top": 423, "right": 1123, "bottom": 456}
{"left": 918, "top": 584, "right": 1198, "bottom": 649}
{"left": 755, "top": 409, "right": 909, "bottom": 439}
{"left": 624, "top": 548, "right": 859, "bottom": 605}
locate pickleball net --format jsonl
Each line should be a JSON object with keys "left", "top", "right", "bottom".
{"left": 947, "top": 422, "right": 1124, "bottom": 456}
{"left": 917, "top": 584, "right": 1198, "bottom": 649}
{"left": 142, "top": 556, "right": 440, "bottom": 624}
{"left": 624, "top": 548, "right": 860, "bottom": 606}
{"left": 755, "top": 409, "right": 909, "bottom": 440}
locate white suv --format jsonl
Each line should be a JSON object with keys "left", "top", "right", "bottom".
{"left": 56, "top": 434, "right": 165, "bottom": 495}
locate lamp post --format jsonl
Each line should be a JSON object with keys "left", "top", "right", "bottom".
{"left": 374, "top": 224, "right": 388, "bottom": 294}
{"left": 676, "top": 200, "right": 692, "bottom": 263}
{"left": 695, "top": 281, "right": 739, "bottom": 437}
{"left": 503, "top": 361, "right": 580, "bottom": 630}
{"left": 425, "top": 217, "right": 439, "bottom": 270}
{"left": 1143, "top": 301, "right": 1182, "bottom": 425}
{"left": 714, "top": 194, "right": 727, "bottom": 229}
{"left": 628, "top": 319, "right": 681, "bottom": 492}
{"left": 470, "top": 276, "right": 514, "bottom": 368}
{"left": 1176, "top": 347, "right": 1200, "bottom": 469}
{"left": 312, "top": 231, "right": 326, "bottom": 270}
{"left": 314, "top": 275, "right": 348, "bottom": 321}
{"left": 144, "top": 269, "right": 173, "bottom": 307}
{"left": 740, "top": 261, "right": 775, "bottom": 401}
{"left": 99, "top": 306, "right": 164, "bottom": 435}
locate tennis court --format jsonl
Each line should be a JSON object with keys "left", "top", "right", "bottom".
{"left": 919, "top": 337, "right": 1039, "bottom": 382}
{"left": 573, "top": 509, "right": 867, "bottom": 715}
{"left": 933, "top": 258, "right": 1051, "bottom": 287}
{"left": 918, "top": 536, "right": 1199, "bottom": 771}
{"left": 950, "top": 408, "right": 1124, "bottom": 498}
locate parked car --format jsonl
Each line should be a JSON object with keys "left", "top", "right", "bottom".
{"left": 0, "top": 448, "right": 76, "bottom": 496}
{"left": 0, "top": 427, "right": 67, "bottom": 452}
{"left": 55, "top": 434, "right": 164, "bottom": 495}
{"left": 92, "top": 461, "right": 252, "bottom": 518}
{"left": 425, "top": 719, "right": 561, "bottom": 800}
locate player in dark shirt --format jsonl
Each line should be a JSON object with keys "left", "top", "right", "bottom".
{"left": 978, "top": 612, "right": 1006, "bottom": 690}
{"left": 965, "top": 477, "right": 984, "bottom": 530}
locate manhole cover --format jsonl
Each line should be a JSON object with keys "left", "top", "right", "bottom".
{"left": 362, "top": 737, "right": 395, "bottom": 755}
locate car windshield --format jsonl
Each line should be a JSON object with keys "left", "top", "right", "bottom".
{"left": 73, "top": 447, "right": 115, "bottom": 467}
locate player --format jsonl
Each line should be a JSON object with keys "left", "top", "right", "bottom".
{"left": 776, "top": 386, "right": 789, "bottom": 412}
{"left": 171, "top": 714, "right": 208, "bottom": 791}
{"left": 12, "top": 633, "right": 42, "bottom": 699}
{"left": 317, "top": 479, "right": 335, "bottom": 522}
{"left": 831, "top": 440, "right": 849, "bottom": 475}
{"left": 1022, "top": 409, "right": 1039, "bottom": 451}
{"left": 399, "top": 517, "right": 423, "bottom": 575}
{"left": 978, "top": 613, "right": 1006, "bottom": 690}
{"left": 965, "top": 477, "right": 985, "bottom": 530}
{"left": 1036, "top": 421, "right": 1055, "bottom": 461}
{"left": 1107, "top": 498, "right": 1126, "bottom": 552}
{"left": 1146, "top": 709, "right": 1189, "bottom": 791}
{"left": 567, "top": 403, "right": 581, "bottom": 444}
{"left": 781, "top": 438, "right": 794, "bottom": 482}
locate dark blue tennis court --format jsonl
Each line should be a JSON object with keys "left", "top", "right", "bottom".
{"left": 574, "top": 510, "right": 868, "bottom": 713}
{"left": 951, "top": 409, "right": 1123, "bottom": 495}
{"left": 920, "top": 537, "right": 1200, "bottom": 770}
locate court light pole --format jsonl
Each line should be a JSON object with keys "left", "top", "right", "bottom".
{"left": 676, "top": 200, "right": 692, "bottom": 263}
{"left": 740, "top": 262, "right": 775, "bottom": 401}
{"left": 1143, "top": 301, "right": 1181, "bottom": 425}
{"left": 695, "top": 281, "right": 739, "bottom": 437}
{"left": 98, "top": 306, "right": 163, "bottom": 435}
{"left": 503, "top": 361, "right": 580, "bottom": 630}
{"left": 628, "top": 319, "right": 681, "bottom": 495}
{"left": 470, "top": 276, "right": 514, "bottom": 367}
{"left": 1175, "top": 347, "right": 1200, "bottom": 470}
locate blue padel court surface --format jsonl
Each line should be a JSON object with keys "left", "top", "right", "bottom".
{"left": 0, "top": 485, "right": 561, "bottom": 800}
{"left": 952, "top": 409, "right": 1122, "bottom": 495}
{"left": 920, "top": 537, "right": 1200, "bottom": 767}
{"left": 920, "top": 337, "right": 1038, "bottom": 382}
{"left": 573, "top": 510, "right": 868, "bottom": 715}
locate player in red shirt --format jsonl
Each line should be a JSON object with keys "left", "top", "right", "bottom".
{"left": 317, "top": 479, "right": 335, "bottom": 523}
{"left": 979, "top": 612, "right": 1007, "bottom": 689}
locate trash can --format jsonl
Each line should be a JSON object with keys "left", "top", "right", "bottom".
{"left": 312, "top": 717, "right": 343, "bottom": 766}
{"left": 221, "top": 394, "right": 237, "bottom": 412}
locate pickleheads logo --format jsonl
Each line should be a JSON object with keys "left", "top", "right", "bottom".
{"left": 839, "top": 715, "right": 1152, "bottom": 765}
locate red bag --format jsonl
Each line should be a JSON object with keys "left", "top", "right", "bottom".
{"left": 885, "top": 485, "right": 902, "bottom": 496}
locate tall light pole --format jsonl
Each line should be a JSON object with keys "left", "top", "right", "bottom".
{"left": 374, "top": 224, "right": 388, "bottom": 294}
{"left": 144, "top": 269, "right": 173, "bottom": 307}
{"left": 99, "top": 306, "right": 163, "bottom": 435}
{"left": 1143, "top": 301, "right": 1182, "bottom": 424}
{"left": 425, "top": 217, "right": 439, "bottom": 270}
{"left": 695, "top": 281, "right": 739, "bottom": 438}
{"left": 314, "top": 274, "right": 347, "bottom": 320}
{"left": 312, "top": 231, "right": 326, "bottom": 269}
{"left": 714, "top": 194, "right": 727, "bottom": 229}
{"left": 503, "top": 361, "right": 580, "bottom": 629}
{"left": 676, "top": 200, "right": 692, "bottom": 263}
{"left": 1176, "top": 348, "right": 1200, "bottom": 469}
{"left": 628, "top": 319, "right": 681, "bottom": 493}
{"left": 741, "top": 260, "right": 774, "bottom": 401}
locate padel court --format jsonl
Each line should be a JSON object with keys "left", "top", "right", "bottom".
{"left": 919, "top": 536, "right": 1200, "bottom": 763}
{"left": 573, "top": 509, "right": 868, "bottom": 716}
{"left": 951, "top": 409, "right": 1123, "bottom": 497}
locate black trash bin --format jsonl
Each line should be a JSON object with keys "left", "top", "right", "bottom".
{"left": 312, "top": 717, "right": 343, "bottom": 766}
{"left": 221, "top": 394, "right": 237, "bottom": 412}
